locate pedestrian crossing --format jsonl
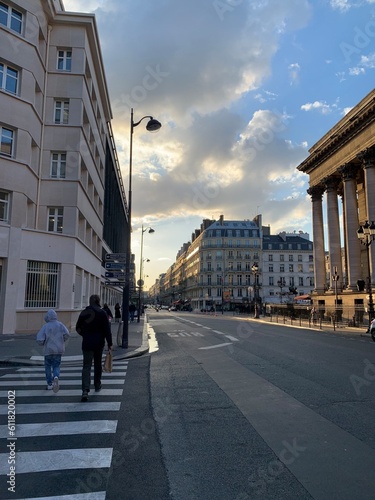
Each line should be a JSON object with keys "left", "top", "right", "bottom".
{"left": 0, "top": 360, "right": 128, "bottom": 499}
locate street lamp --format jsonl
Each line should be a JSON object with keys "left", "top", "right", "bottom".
{"left": 137, "top": 225, "right": 154, "bottom": 323}
{"left": 277, "top": 277, "right": 286, "bottom": 304}
{"left": 252, "top": 263, "right": 260, "bottom": 318}
{"left": 357, "top": 220, "right": 375, "bottom": 329}
{"left": 122, "top": 110, "right": 161, "bottom": 348}
{"left": 332, "top": 266, "right": 339, "bottom": 326}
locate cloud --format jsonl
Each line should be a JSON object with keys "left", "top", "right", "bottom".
{"left": 300, "top": 100, "right": 334, "bottom": 114}
{"left": 288, "top": 62, "right": 301, "bottom": 85}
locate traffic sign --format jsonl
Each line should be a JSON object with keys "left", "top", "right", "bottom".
{"left": 105, "top": 253, "right": 126, "bottom": 262}
{"left": 105, "top": 262, "right": 125, "bottom": 270}
{"left": 105, "top": 281, "right": 126, "bottom": 286}
{"left": 105, "top": 272, "right": 126, "bottom": 279}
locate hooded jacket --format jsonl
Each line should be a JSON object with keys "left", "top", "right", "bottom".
{"left": 36, "top": 309, "right": 70, "bottom": 355}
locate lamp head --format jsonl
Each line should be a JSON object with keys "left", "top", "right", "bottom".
{"left": 146, "top": 118, "right": 162, "bottom": 132}
{"left": 148, "top": 228, "right": 155, "bottom": 234}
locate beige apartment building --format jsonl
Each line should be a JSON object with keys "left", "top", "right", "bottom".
{"left": 298, "top": 87, "right": 375, "bottom": 324}
{"left": 0, "top": 0, "right": 128, "bottom": 333}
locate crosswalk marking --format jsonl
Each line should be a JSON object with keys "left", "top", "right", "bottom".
{"left": 0, "top": 359, "right": 129, "bottom": 498}
{"left": 0, "top": 402, "right": 121, "bottom": 414}
{"left": 0, "top": 448, "right": 113, "bottom": 474}
{"left": 0, "top": 388, "right": 123, "bottom": 397}
{"left": 0, "top": 419, "right": 117, "bottom": 438}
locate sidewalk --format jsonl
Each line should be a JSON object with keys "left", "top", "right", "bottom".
{"left": 0, "top": 316, "right": 149, "bottom": 367}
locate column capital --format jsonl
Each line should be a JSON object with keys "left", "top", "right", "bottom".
{"left": 339, "top": 162, "right": 358, "bottom": 181}
{"left": 307, "top": 185, "right": 324, "bottom": 201}
{"left": 323, "top": 176, "right": 340, "bottom": 192}
{"left": 358, "top": 147, "right": 375, "bottom": 169}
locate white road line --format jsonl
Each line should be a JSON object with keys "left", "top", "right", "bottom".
{"left": 24, "top": 493, "right": 106, "bottom": 500}
{"left": 0, "top": 419, "right": 117, "bottom": 438}
{"left": 23, "top": 491, "right": 106, "bottom": 500}
{"left": 213, "top": 330, "right": 225, "bottom": 334}
{"left": 0, "top": 371, "right": 127, "bottom": 378}
{"left": 0, "top": 402, "right": 121, "bottom": 415}
{"left": 0, "top": 379, "right": 125, "bottom": 386}
{"left": 16, "top": 366, "right": 127, "bottom": 372}
{"left": 224, "top": 335, "right": 239, "bottom": 342}
{"left": 0, "top": 448, "right": 113, "bottom": 474}
{"left": 0, "top": 389, "right": 123, "bottom": 397}
{"left": 199, "top": 343, "right": 233, "bottom": 350}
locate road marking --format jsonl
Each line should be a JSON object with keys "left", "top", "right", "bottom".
{"left": 0, "top": 419, "right": 117, "bottom": 438}
{"left": 199, "top": 343, "right": 232, "bottom": 350}
{"left": 24, "top": 493, "right": 106, "bottom": 500}
{"left": 0, "top": 402, "right": 121, "bottom": 415}
{"left": 213, "top": 330, "right": 225, "bottom": 335}
{"left": 224, "top": 335, "right": 239, "bottom": 342}
{"left": 0, "top": 448, "right": 113, "bottom": 474}
{"left": 0, "top": 389, "right": 123, "bottom": 397}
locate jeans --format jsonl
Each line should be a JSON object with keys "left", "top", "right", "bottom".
{"left": 82, "top": 349, "right": 103, "bottom": 393}
{"left": 44, "top": 354, "right": 62, "bottom": 386}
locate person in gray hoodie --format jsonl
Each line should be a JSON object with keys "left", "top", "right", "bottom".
{"left": 36, "top": 309, "right": 70, "bottom": 392}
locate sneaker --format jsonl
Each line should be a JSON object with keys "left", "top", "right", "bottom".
{"left": 47, "top": 385, "right": 53, "bottom": 390}
{"left": 95, "top": 383, "right": 102, "bottom": 392}
{"left": 81, "top": 392, "right": 89, "bottom": 402}
{"left": 52, "top": 377, "right": 59, "bottom": 393}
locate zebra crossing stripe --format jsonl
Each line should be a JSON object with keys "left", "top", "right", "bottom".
{"left": 0, "top": 448, "right": 113, "bottom": 474}
{"left": 0, "top": 379, "right": 125, "bottom": 386}
{"left": 0, "top": 402, "right": 121, "bottom": 414}
{"left": 0, "top": 371, "right": 127, "bottom": 378}
{"left": 0, "top": 388, "right": 123, "bottom": 397}
{"left": 0, "top": 419, "right": 117, "bottom": 438}
{"left": 23, "top": 493, "right": 106, "bottom": 500}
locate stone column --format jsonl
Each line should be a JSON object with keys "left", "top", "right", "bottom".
{"left": 339, "top": 163, "right": 361, "bottom": 290}
{"left": 359, "top": 147, "right": 375, "bottom": 284}
{"left": 324, "top": 176, "right": 343, "bottom": 291}
{"left": 307, "top": 185, "right": 326, "bottom": 293}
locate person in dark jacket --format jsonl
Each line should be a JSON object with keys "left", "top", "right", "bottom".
{"left": 76, "top": 294, "right": 112, "bottom": 402}
{"left": 114, "top": 303, "right": 121, "bottom": 322}
{"left": 102, "top": 303, "right": 113, "bottom": 321}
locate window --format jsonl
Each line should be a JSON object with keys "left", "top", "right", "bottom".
{"left": 48, "top": 207, "right": 63, "bottom": 233}
{"left": 207, "top": 275, "right": 211, "bottom": 285}
{"left": 50, "top": 153, "right": 66, "bottom": 178}
{"left": 280, "top": 264, "right": 284, "bottom": 272}
{"left": 207, "top": 262, "right": 212, "bottom": 271}
{"left": 269, "top": 254, "right": 273, "bottom": 261}
{"left": 289, "top": 264, "right": 294, "bottom": 272}
{"left": 269, "top": 265, "right": 273, "bottom": 272}
{"left": 0, "top": 63, "right": 18, "bottom": 93}
{"left": 280, "top": 255, "right": 284, "bottom": 261}
{"left": 237, "top": 275, "right": 242, "bottom": 285}
{"left": 289, "top": 255, "right": 293, "bottom": 261}
{"left": 217, "top": 275, "right": 222, "bottom": 285}
{"left": 236, "top": 262, "right": 242, "bottom": 271}
{"left": 54, "top": 100, "right": 69, "bottom": 124}
{"left": 57, "top": 50, "right": 72, "bottom": 71}
{"left": 0, "top": 190, "right": 9, "bottom": 222}
{"left": 24, "top": 261, "right": 59, "bottom": 308}
{"left": 269, "top": 277, "right": 274, "bottom": 286}
{"left": 216, "top": 250, "right": 222, "bottom": 260}
{"left": 245, "top": 275, "right": 251, "bottom": 285}
{"left": 0, "top": 2, "right": 22, "bottom": 33}
{"left": 228, "top": 262, "right": 233, "bottom": 270}
{"left": 298, "top": 255, "right": 302, "bottom": 262}
{"left": 237, "top": 288, "right": 243, "bottom": 297}
{"left": 299, "top": 277, "right": 304, "bottom": 286}
{"left": 0, "top": 126, "right": 13, "bottom": 156}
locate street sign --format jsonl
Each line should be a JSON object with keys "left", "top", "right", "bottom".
{"left": 105, "top": 262, "right": 125, "bottom": 270}
{"left": 105, "top": 253, "right": 126, "bottom": 262}
{"left": 105, "top": 281, "right": 126, "bottom": 286}
{"left": 105, "top": 272, "right": 126, "bottom": 279}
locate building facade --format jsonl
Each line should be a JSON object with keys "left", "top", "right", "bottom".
{"left": 298, "top": 87, "right": 375, "bottom": 323}
{"left": 0, "top": 0, "right": 128, "bottom": 333}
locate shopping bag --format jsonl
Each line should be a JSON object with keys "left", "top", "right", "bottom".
{"left": 103, "top": 351, "right": 112, "bottom": 373}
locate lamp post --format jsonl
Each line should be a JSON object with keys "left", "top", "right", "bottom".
{"left": 252, "top": 263, "right": 259, "bottom": 318}
{"left": 137, "top": 225, "right": 154, "bottom": 323}
{"left": 357, "top": 220, "right": 375, "bottom": 329}
{"left": 332, "top": 266, "right": 339, "bottom": 326}
{"left": 122, "top": 109, "right": 161, "bottom": 348}
{"left": 277, "top": 277, "right": 286, "bottom": 304}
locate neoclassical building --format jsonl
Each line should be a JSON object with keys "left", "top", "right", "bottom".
{"left": 298, "top": 87, "right": 375, "bottom": 322}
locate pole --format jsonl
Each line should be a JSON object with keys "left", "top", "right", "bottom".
{"left": 122, "top": 108, "right": 134, "bottom": 348}
{"left": 137, "top": 225, "right": 144, "bottom": 323}
{"left": 366, "top": 238, "right": 375, "bottom": 326}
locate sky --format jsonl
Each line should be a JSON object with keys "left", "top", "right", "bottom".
{"left": 63, "top": 0, "right": 375, "bottom": 289}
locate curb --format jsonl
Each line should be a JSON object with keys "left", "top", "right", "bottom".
{"left": 0, "top": 318, "right": 150, "bottom": 367}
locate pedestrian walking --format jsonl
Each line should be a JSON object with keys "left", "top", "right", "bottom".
{"left": 114, "top": 302, "right": 121, "bottom": 322}
{"left": 76, "top": 294, "right": 112, "bottom": 402}
{"left": 36, "top": 309, "right": 70, "bottom": 392}
{"left": 102, "top": 303, "right": 113, "bottom": 321}
{"left": 129, "top": 303, "right": 136, "bottom": 322}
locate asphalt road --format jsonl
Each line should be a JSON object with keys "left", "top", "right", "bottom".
{"left": 145, "top": 310, "right": 375, "bottom": 500}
